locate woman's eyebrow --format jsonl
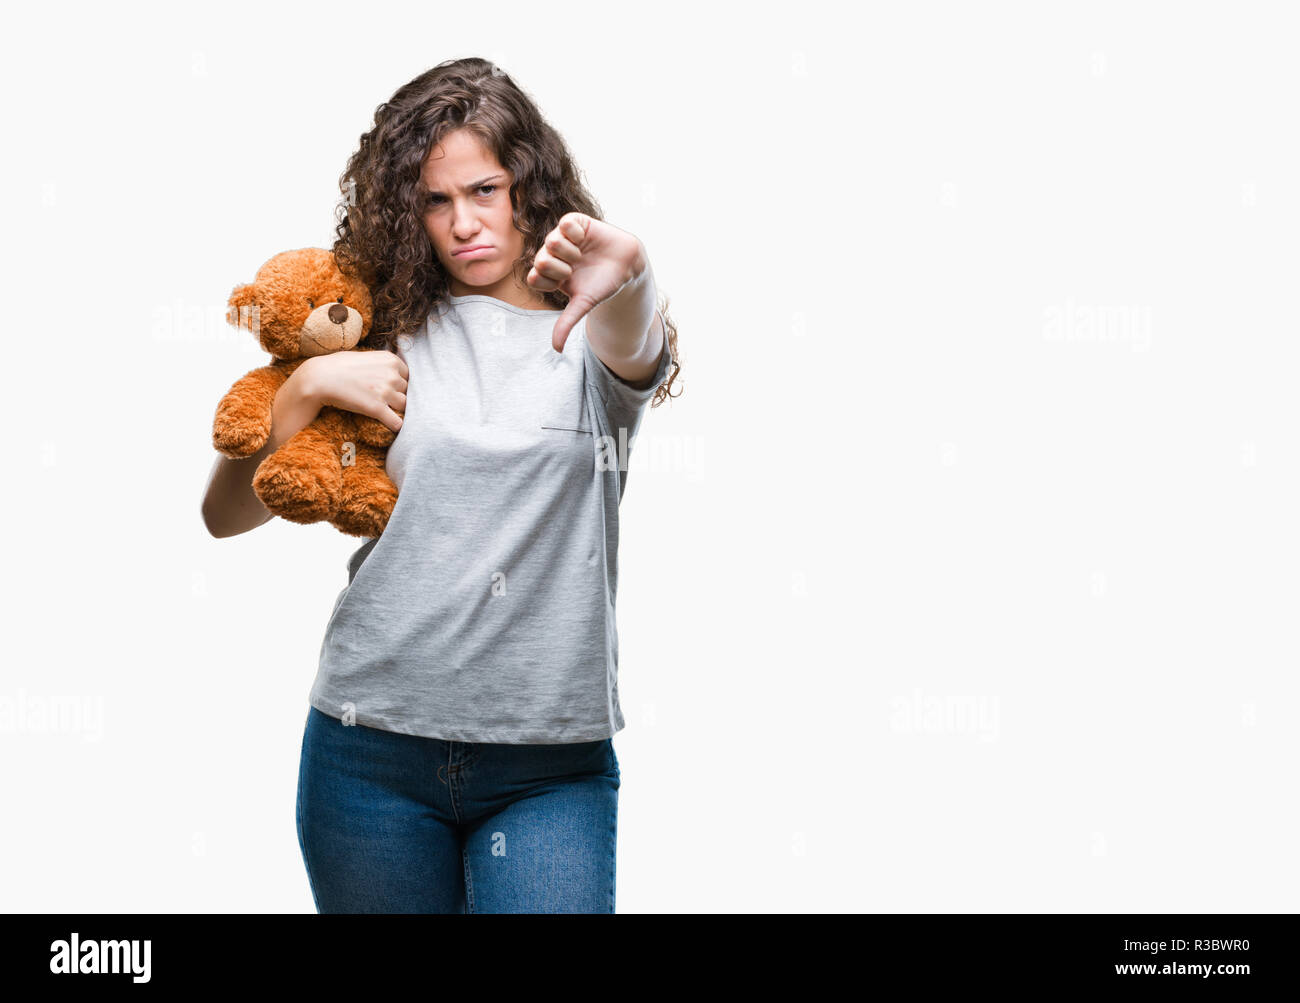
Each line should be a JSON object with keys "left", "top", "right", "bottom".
{"left": 426, "top": 174, "right": 506, "bottom": 196}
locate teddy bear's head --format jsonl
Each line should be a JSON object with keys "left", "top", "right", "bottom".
{"left": 227, "top": 247, "right": 373, "bottom": 361}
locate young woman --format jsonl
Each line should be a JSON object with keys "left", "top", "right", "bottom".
{"left": 201, "top": 57, "right": 680, "bottom": 913}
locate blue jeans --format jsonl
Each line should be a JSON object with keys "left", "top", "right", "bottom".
{"left": 295, "top": 706, "right": 620, "bottom": 913}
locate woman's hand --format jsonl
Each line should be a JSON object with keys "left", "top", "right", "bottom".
{"left": 526, "top": 212, "right": 646, "bottom": 353}
{"left": 299, "top": 350, "right": 409, "bottom": 434}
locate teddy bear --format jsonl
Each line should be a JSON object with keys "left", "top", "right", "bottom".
{"left": 212, "top": 247, "right": 398, "bottom": 538}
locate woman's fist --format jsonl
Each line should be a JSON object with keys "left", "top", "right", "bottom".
{"left": 526, "top": 212, "right": 646, "bottom": 353}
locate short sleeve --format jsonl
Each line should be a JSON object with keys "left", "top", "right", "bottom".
{"left": 581, "top": 307, "right": 674, "bottom": 446}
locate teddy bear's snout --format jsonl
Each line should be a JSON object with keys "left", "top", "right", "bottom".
{"left": 298, "top": 299, "right": 364, "bottom": 357}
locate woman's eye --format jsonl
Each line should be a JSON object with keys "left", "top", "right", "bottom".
{"left": 428, "top": 186, "right": 496, "bottom": 205}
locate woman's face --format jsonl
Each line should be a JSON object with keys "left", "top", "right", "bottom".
{"left": 420, "top": 128, "right": 544, "bottom": 308}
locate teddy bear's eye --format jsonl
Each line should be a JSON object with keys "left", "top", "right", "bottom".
{"left": 336, "top": 296, "right": 344, "bottom": 304}
{"left": 306, "top": 298, "right": 315, "bottom": 308}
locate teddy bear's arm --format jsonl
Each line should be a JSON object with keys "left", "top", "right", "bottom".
{"left": 212, "top": 364, "right": 293, "bottom": 458}
{"left": 353, "top": 415, "right": 398, "bottom": 448}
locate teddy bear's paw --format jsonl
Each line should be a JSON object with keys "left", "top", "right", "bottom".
{"left": 213, "top": 393, "right": 275, "bottom": 458}
{"left": 331, "top": 483, "right": 397, "bottom": 538}
{"left": 213, "top": 423, "right": 270, "bottom": 459}
{"left": 329, "top": 511, "right": 389, "bottom": 538}
{"left": 354, "top": 418, "right": 398, "bottom": 448}
{"left": 251, "top": 459, "right": 342, "bottom": 523}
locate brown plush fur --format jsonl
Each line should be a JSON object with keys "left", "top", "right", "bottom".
{"left": 212, "top": 247, "right": 398, "bottom": 537}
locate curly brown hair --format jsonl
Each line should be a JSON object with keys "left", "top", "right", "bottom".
{"left": 331, "top": 56, "right": 681, "bottom": 407}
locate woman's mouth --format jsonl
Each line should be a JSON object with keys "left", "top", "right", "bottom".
{"left": 453, "top": 245, "right": 493, "bottom": 259}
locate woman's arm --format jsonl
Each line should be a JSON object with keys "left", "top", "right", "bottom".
{"left": 201, "top": 362, "right": 323, "bottom": 539}
{"left": 585, "top": 248, "right": 665, "bottom": 390}
{"left": 201, "top": 349, "right": 409, "bottom": 538}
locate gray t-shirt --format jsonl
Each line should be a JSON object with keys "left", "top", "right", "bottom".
{"left": 308, "top": 293, "right": 674, "bottom": 743}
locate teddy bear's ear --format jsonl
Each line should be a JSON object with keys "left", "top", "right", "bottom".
{"left": 227, "top": 282, "right": 257, "bottom": 329}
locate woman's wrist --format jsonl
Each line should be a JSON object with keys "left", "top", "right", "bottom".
{"left": 287, "top": 356, "right": 323, "bottom": 409}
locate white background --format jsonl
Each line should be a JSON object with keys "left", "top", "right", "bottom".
{"left": 2, "top": 0, "right": 1297, "bottom": 912}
